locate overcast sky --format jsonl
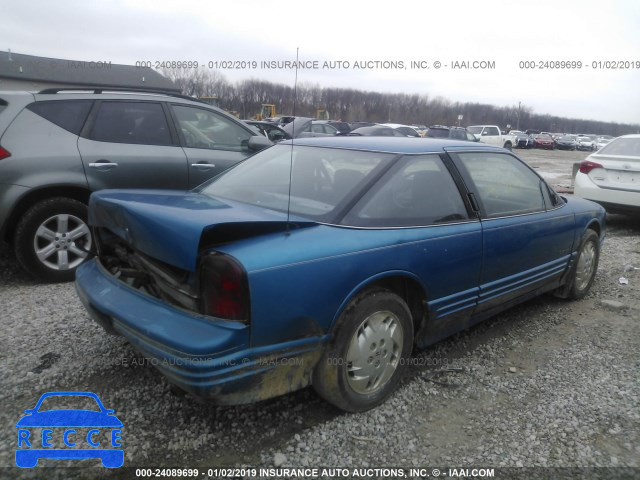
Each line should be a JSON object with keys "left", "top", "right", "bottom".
{"left": 3, "top": 0, "right": 639, "bottom": 125}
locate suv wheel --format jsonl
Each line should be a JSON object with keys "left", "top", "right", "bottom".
{"left": 14, "top": 198, "right": 92, "bottom": 282}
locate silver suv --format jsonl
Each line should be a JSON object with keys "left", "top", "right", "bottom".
{"left": 0, "top": 88, "right": 271, "bottom": 282}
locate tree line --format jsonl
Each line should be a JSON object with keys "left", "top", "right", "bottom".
{"left": 162, "top": 68, "right": 638, "bottom": 136}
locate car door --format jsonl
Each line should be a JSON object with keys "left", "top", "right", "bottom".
{"left": 450, "top": 150, "right": 576, "bottom": 314}
{"left": 78, "top": 100, "right": 189, "bottom": 190}
{"left": 479, "top": 126, "right": 502, "bottom": 146}
{"left": 169, "top": 104, "right": 255, "bottom": 188}
{"left": 341, "top": 153, "right": 483, "bottom": 346}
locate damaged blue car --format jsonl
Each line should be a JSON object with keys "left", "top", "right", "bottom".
{"left": 75, "top": 137, "right": 605, "bottom": 412}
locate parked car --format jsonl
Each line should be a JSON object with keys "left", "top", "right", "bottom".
{"left": 574, "top": 134, "right": 640, "bottom": 214}
{"left": 321, "top": 120, "right": 352, "bottom": 135}
{"left": 348, "top": 121, "right": 377, "bottom": 130}
{"left": 245, "top": 120, "right": 291, "bottom": 142}
{"left": 467, "top": 125, "right": 517, "bottom": 150}
{"left": 283, "top": 117, "right": 340, "bottom": 138}
{"left": 576, "top": 136, "right": 597, "bottom": 151}
{"left": 513, "top": 132, "right": 535, "bottom": 149}
{"left": 425, "top": 125, "right": 478, "bottom": 142}
{"left": 556, "top": 135, "right": 578, "bottom": 151}
{"left": 76, "top": 136, "right": 605, "bottom": 412}
{"left": 381, "top": 123, "right": 421, "bottom": 137}
{"left": 532, "top": 133, "right": 555, "bottom": 150}
{"left": 0, "top": 88, "right": 271, "bottom": 282}
{"left": 348, "top": 126, "right": 408, "bottom": 137}
{"left": 596, "top": 138, "right": 612, "bottom": 150}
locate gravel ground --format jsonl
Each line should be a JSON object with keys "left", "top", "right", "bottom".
{"left": 1, "top": 150, "right": 639, "bottom": 479}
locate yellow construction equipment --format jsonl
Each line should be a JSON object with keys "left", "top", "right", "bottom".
{"left": 316, "top": 108, "right": 329, "bottom": 120}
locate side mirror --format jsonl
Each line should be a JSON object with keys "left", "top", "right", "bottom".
{"left": 248, "top": 135, "right": 272, "bottom": 151}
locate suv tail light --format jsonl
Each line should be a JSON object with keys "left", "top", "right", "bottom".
{"left": 0, "top": 146, "right": 10, "bottom": 160}
{"left": 200, "top": 253, "right": 250, "bottom": 322}
{"left": 579, "top": 160, "right": 603, "bottom": 174}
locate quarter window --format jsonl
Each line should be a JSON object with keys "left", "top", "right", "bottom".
{"left": 90, "top": 102, "right": 172, "bottom": 145}
{"left": 457, "top": 152, "right": 545, "bottom": 217}
{"left": 344, "top": 155, "right": 469, "bottom": 227}
{"left": 172, "top": 105, "right": 251, "bottom": 151}
{"left": 28, "top": 100, "right": 92, "bottom": 135}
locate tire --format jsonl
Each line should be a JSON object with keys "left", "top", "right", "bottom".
{"left": 564, "top": 229, "right": 600, "bottom": 299}
{"left": 313, "top": 289, "right": 413, "bottom": 412}
{"left": 503, "top": 141, "right": 512, "bottom": 151}
{"left": 13, "top": 197, "right": 92, "bottom": 283}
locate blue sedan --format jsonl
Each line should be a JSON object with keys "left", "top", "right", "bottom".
{"left": 75, "top": 137, "right": 605, "bottom": 412}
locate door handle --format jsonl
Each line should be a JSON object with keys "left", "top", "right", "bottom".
{"left": 191, "top": 163, "right": 216, "bottom": 170}
{"left": 89, "top": 161, "right": 118, "bottom": 169}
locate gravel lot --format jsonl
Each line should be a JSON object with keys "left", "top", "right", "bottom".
{"left": 1, "top": 148, "right": 639, "bottom": 479}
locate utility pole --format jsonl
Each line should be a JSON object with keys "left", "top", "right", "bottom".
{"left": 517, "top": 101, "right": 521, "bottom": 130}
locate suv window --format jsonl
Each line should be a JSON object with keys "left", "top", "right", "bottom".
{"left": 27, "top": 100, "right": 92, "bottom": 135}
{"left": 344, "top": 154, "right": 469, "bottom": 227}
{"left": 172, "top": 105, "right": 251, "bottom": 151}
{"left": 90, "top": 101, "right": 172, "bottom": 145}
{"left": 457, "top": 152, "right": 545, "bottom": 217}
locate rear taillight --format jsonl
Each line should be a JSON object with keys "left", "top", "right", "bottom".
{"left": 0, "top": 146, "right": 10, "bottom": 160}
{"left": 579, "top": 160, "right": 603, "bottom": 174}
{"left": 200, "top": 253, "right": 250, "bottom": 322}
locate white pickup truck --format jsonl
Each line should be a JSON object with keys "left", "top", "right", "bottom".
{"left": 467, "top": 125, "right": 517, "bottom": 151}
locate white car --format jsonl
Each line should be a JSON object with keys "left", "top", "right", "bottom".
{"left": 596, "top": 138, "right": 612, "bottom": 150}
{"left": 576, "top": 136, "right": 597, "bottom": 151}
{"left": 574, "top": 134, "right": 640, "bottom": 214}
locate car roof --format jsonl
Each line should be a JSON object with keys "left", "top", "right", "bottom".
{"left": 382, "top": 123, "right": 417, "bottom": 129}
{"left": 286, "top": 136, "right": 501, "bottom": 154}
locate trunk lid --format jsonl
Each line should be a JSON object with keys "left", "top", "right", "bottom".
{"left": 588, "top": 154, "right": 640, "bottom": 192}
{"left": 89, "top": 189, "right": 311, "bottom": 271}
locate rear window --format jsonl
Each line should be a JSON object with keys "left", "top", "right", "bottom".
{"left": 199, "top": 145, "right": 392, "bottom": 222}
{"left": 598, "top": 137, "right": 640, "bottom": 157}
{"left": 426, "top": 128, "right": 449, "bottom": 138}
{"left": 27, "top": 100, "right": 92, "bottom": 135}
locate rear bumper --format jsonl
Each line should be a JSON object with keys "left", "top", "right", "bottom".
{"left": 75, "top": 259, "right": 326, "bottom": 404}
{"left": 574, "top": 172, "right": 640, "bottom": 213}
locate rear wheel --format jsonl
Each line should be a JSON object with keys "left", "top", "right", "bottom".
{"left": 564, "top": 230, "right": 600, "bottom": 299}
{"left": 13, "top": 198, "right": 92, "bottom": 282}
{"left": 313, "top": 289, "right": 413, "bottom": 412}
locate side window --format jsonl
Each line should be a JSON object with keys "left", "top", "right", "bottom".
{"left": 90, "top": 102, "right": 172, "bottom": 145}
{"left": 343, "top": 155, "right": 469, "bottom": 227}
{"left": 172, "top": 105, "right": 251, "bottom": 151}
{"left": 485, "top": 127, "right": 500, "bottom": 136}
{"left": 450, "top": 129, "right": 465, "bottom": 140}
{"left": 457, "top": 152, "right": 545, "bottom": 217}
{"left": 311, "top": 123, "right": 325, "bottom": 134}
{"left": 324, "top": 124, "right": 338, "bottom": 135}
{"left": 28, "top": 100, "right": 92, "bottom": 135}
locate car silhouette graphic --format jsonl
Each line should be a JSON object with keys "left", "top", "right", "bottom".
{"left": 16, "top": 391, "right": 123, "bottom": 468}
